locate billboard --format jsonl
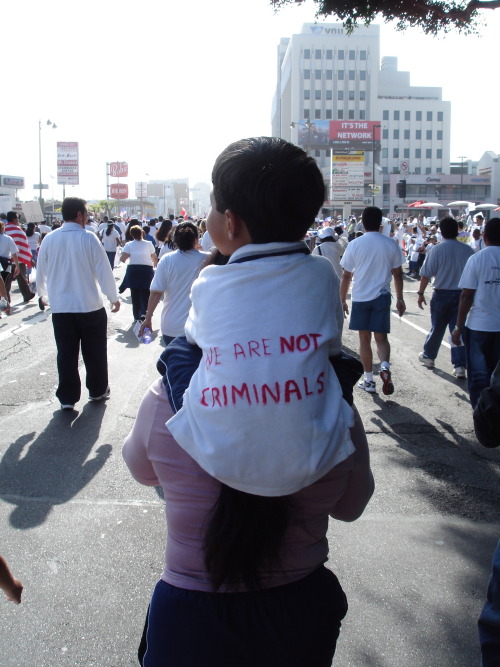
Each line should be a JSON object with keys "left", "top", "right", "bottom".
{"left": 57, "top": 142, "right": 79, "bottom": 185}
{"left": 110, "top": 184, "right": 129, "bottom": 200}
{"left": 109, "top": 162, "right": 128, "bottom": 178}
{"left": 135, "top": 182, "right": 148, "bottom": 198}
{"left": 332, "top": 153, "right": 364, "bottom": 201}
{"left": 0, "top": 175, "right": 25, "bottom": 188}
{"left": 296, "top": 120, "right": 381, "bottom": 151}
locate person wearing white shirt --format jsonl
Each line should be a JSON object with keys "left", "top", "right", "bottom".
{"left": 37, "top": 197, "right": 120, "bottom": 410}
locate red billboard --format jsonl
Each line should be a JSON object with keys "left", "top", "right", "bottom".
{"left": 109, "top": 161, "right": 128, "bottom": 178}
{"left": 296, "top": 120, "right": 381, "bottom": 151}
{"left": 330, "top": 121, "right": 381, "bottom": 150}
{"left": 110, "top": 184, "right": 129, "bottom": 199}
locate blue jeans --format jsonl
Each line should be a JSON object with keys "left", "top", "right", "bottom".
{"left": 465, "top": 328, "right": 500, "bottom": 408}
{"left": 423, "top": 290, "right": 465, "bottom": 368}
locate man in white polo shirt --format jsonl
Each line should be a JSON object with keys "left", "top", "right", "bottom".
{"left": 37, "top": 197, "right": 120, "bottom": 410}
{"left": 340, "top": 206, "right": 405, "bottom": 395}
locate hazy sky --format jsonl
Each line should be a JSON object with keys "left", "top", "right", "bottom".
{"left": 2, "top": 0, "right": 499, "bottom": 203}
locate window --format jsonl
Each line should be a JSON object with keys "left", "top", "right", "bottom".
{"left": 394, "top": 110, "right": 400, "bottom": 120}
{"left": 338, "top": 90, "right": 344, "bottom": 101}
{"left": 360, "top": 50, "right": 367, "bottom": 60}
{"left": 404, "top": 148, "right": 410, "bottom": 158}
{"left": 315, "top": 149, "right": 321, "bottom": 157}
{"left": 315, "top": 70, "right": 321, "bottom": 80}
{"left": 404, "top": 129, "right": 410, "bottom": 140}
{"left": 315, "top": 109, "right": 321, "bottom": 119}
{"left": 304, "top": 49, "right": 310, "bottom": 59}
{"left": 349, "top": 90, "right": 355, "bottom": 100}
{"left": 326, "top": 90, "right": 332, "bottom": 100}
{"left": 338, "top": 110, "right": 344, "bottom": 119}
{"left": 315, "top": 49, "right": 321, "bottom": 59}
{"left": 360, "top": 90, "right": 366, "bottom": 101}
{"left": 315, "top": 90, "right": 321, "bottom": 100}
{"left": 437, "top": 130, "right": 443, "bottom": 140}
{"left": 393, "top": 148, "right": 399, "bottom": 158}
{"left": 326, "top": 49, "right": 333, "bottom": 59}
{"left": 360, "top": 70, "right": 366, "bottom": 80}
{"left": 348, "top": 109, "right": 355, "bottom": 119}
{"left": 405, "top": 111, "right": 411, "bottom": 121}
{"left": 326, "top": 70, "right": 333, "bottom": 80}
{"left": 304, "top": 109, "right": 310, "bottom": 119}
{"left": 304, "top": 69, "right": 310, "bottom": 79}
{"left": 427, "top": 111, "right": 433, "bottom": 121}
{"left": 383, "top": 110, "right": 389, "bottom": 120}
{"left": 326, "top": 109, "right": 332, "bottom": 119}
{"left": 415, "top": 148, "right": 421, "bottom": 158}
{"left": 426, "top": 148, "right": 432, "bottom": 158}
{"left": 415, "top": 167, "right": 421, "bottom": 174}
{"left": 349, "top": 50, "right": 355, "bottom": 60}
{"left": 382, "top": 148, "right": 388, "bottom": 158}
{"left": 349, "top": 70, "right": 355, "bottom": 80}
{"left": 437, "top": 168, "right": 442, "bottom": 173}
{"left": 437, "top": 149, "right": 443, "bottom": 159}
{"left": 382, "top": 129, "right": 388, "bottom": 139}
{"left": 426, "top": 130, "right": 432, "bottom": 140}
{"left": 304, "top": 90, "right": 310, "bottom": 100}
{"left": 360, "top": 110, "right": 366, "bottom": 119}
{"left": 393, "top": 129, "right": 399, "bottom": 139}
{"left": 338, "top": 70, "right": 344, "bottom": 80}
{"left": 416, "top": 130, "right": 422, "bottom": 140}
{"left": 426, "top": 167, "right": 432, "bottom": 174}
{"left": 338, "top": 49, "right": 344, "bottom": 59}
{"left": 438, "top": 111, "right": 443, "bottom": 121}
{"left": 416, "top": 111, "right": 422, "bottom": 121}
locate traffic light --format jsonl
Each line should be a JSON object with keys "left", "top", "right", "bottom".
{"left": 396, "top": 179, "right": 407, "bottom": 198}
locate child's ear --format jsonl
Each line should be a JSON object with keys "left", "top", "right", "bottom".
{"left": 225, "top": 209, "right": 251, "bottom": 243}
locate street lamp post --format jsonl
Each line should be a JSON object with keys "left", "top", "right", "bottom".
{"left": 458, "top": 155, "right": 467, "bottom": 201}
{"left": 290, "top": 118, "right": 312, "bottom": 155}
{"left": 372, "top": 124, "right": 382, "bottom": 206}
{"left": 38, "top": 119, "right": 57, "bottom": 215}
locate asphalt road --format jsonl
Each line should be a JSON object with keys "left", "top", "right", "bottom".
{"left": 1, "top": 266, "right": 499, "bottom": 667}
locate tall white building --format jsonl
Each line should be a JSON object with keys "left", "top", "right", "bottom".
{"left": 272, "top": 23, "right": 451, "bottom": 212}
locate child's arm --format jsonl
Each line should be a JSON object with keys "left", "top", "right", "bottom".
{"left": 0, "top": 556, "right": 23, "bottom": 604}
{"left": 330, "top": 405, "right": 374, "bottom": 522}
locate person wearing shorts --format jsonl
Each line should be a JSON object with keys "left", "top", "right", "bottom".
{"left": 340, "top": 206, "right": 405, "bottom": 395}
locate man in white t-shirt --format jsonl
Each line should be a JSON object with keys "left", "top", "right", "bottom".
{"left": 452, "top": 218, "right": 500, "bottom": 408}
{"left": 340, "top": 206, "right": 405, "bottom": 395}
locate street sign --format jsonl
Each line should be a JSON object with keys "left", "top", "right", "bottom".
{"left": 400, "top": 160, "right": 409, "bottom": 173}
{"left": 135, "top": 182, "right": 147, "bottom": 198}
{"left": 33, "top": 184, "right": 49, "bottom": 189}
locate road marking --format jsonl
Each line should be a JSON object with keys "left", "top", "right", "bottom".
{"left": 0, "top": 311, "right": 48, "bottom": 342}
{"left": 0, "top": 493, "right": 163, "bottom": 506}
{"left": 391, "top": 311, "right": 451, "bottom": 349}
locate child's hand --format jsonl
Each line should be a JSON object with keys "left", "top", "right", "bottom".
{"left": 4, "top": 578, "right": 23, "bottom": 604}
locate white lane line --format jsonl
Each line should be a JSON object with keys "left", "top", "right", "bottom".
{"left": 0, "top": 493, "right": 163, "bottom": 506}
{"left": 391, "top": 311, "right": 451, "bottom": 349}
{"left": 0, "top": 311, "right": 49, "bottom": 342}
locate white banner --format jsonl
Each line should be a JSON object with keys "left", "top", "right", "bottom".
{"left": 57, "top": 142, "right": 79, "bottom": 185}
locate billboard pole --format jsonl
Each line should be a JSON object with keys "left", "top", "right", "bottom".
{"left": 106, "top": 162, "right": 110, "bottom": 202}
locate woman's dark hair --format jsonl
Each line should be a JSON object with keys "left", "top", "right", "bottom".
{"left": 204, "top": 484, "right": 291, "bottom": 591}
{"left": 105, "top": 222, "right": 114, "bottom": 237}
{"left": 26, "top": 222, "right": 35, "bottom": 237}
{"left": 129, "top": 225, "right": 144, "bottom": 241}
{"left": 173, "top": 221, "right": 199, "bottom": 251}
{"left": 212, "top": 137, "right": 325, "bottom": 243}
{"left": 126, "top": 219, "right": 140, "bottom": 241}
{"left": 155, "top": 220, "right": 172, "bottom": 243}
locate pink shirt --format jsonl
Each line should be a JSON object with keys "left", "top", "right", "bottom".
{"left": 123, "top": 379, "right": 356, "bottom": 593}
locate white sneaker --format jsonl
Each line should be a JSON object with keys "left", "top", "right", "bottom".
{"left": 60, "top": 403, "right": 75, "bottom": 410}
{"left": 358, "top": 379, "right": 376, "bottom": 393}
{"left": 453, "top": 366, "right": 466, "bottom": 379}
{"left": 89, "top": 386, "right": 111, "bottom": 402}
{"left": 418, "top": 352, "right": 435, "bottom": 368}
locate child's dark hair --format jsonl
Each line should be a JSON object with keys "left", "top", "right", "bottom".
{"left": 212, "top": 137, "right": 325, "bottom": 243}
{"left": 173, "top": 221, "right": 199, "bottom": 251}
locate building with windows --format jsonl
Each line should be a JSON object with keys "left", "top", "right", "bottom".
{"left": 272, "top": 24, "right": 453, "bottom": 214}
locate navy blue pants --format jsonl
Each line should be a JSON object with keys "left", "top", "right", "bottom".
{"left": 141, "top": 566, "right": 347, "bottom": 667}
